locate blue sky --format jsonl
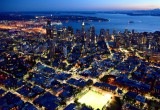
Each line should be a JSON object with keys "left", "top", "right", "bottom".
{"left": 0, "top": 0, "right": 160, "bottom": 12}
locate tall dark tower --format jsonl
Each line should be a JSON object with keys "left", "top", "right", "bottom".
{"left": 106, "top": 29, "right": 110, "bottom": 35}
{"left": 82, "top": 22, "right": 85, "bottom": 33}
{"left": 47, "top": 20, "right": 51, "bottom": 25}
{"left": 67, "top": 26, "right": 73, "bottom": 36}
{"left": 46, "top": 20, "right": 52, "bottom": 39}
{"left": 53, "top": 26, "right": 57, "bottom": 39}
{"left": 49, "top": 41, "right": 56, "bottom": 59}
{"left": 132, "top": 29, "right": 135, "bottom": 35}
{"left": 100, "top": 29, "right": 106, "bottom": 38}
{"left": 89, "top": 26, "right": 95, "bottom": 42}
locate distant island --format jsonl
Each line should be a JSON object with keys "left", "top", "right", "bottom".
{"left": 126, "top": 9, "right": 160, "bottom": 16}
{"left": 0, "top": 13, "right": 109, "bottom": 22}
{"left": 46, "top": 15, "right": 109, "bottom": 22}
{"left": 102, "top": 9, "right": 160, "bottom": 16}
{"left": 0, "top": 9, "right": 160, "bottom": 22}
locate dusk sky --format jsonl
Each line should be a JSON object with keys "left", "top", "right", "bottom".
{"left": 0, "top": 0, "right": 160, "bottom": 12}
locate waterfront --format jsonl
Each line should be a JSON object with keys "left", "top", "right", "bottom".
{"left": 1, "top": 12, "right": 160, "bottom": 34}
{"left": 56, "top": 12, "right": 160, "bottom": 33}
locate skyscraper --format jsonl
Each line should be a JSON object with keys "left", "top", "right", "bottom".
{"left": 46, "top": 20, "right": 52, "bottom": 39}
{"left": 63, "top": 46, "right": 68, "bottom": 58}
{"left": 89, "top": 26, "right": 95, "bottom": 42}
{"left": 106, "top": 29, "right": 110, "bottom": 35}
{"left": 49, "top": 41, "right": 56, "bottom": 59}
{"left": 82, "top": 22, "right": 85, "bottom": 33}
{"left": 67, "top": 26, "right": 73, "bottom": 36}
{"left": 52, "top": 26, "right": 57, "bottom": 39}
{"left": 99, "top": 29, "right": 106, "bottom": 40}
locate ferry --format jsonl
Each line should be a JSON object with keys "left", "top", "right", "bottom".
{"left": 52, "top": 21, "right": 62, "bottom": 25}
{"left": 128, "top": 21, "right": 134, "bottom": 23}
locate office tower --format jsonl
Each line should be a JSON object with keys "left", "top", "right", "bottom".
{"left": 49, "top": 41, "right": 56, "bottom": 59}
{"left": 89, "top": 26, "right": 95, "bottom": 42}
{"left": 67, "top": 26, "right": 73, "bottom": 36}
{"left": 100, "top": 29, "right": 106, "bottom": 39}
{"left": 57, "top": 28, "right": 63, "bottom": 38}
{"left": 132, "top": 29, "right": 135, "bottom": 34}
{"left": 86, "top": 29, "right": 90, "bottom": 44}
{"left": 46, "top": 20, "right": 52, "bottom": 39}
{"left": 82, "top": 22, "right": 85, "bottom": 33}
{"left": 52, "top": 26, "right": 57, "bottom": 38}
{"left": 82, "top": 32, "right": 86, "bottom": 43}
{"left": 63, "top": 46, "right": 68, "bottom": 58}
{"left": 113, "top": 29, "right": 116, "bottom": 35}
{"left": 141, "top": 35, "right": 147, "bottom": 44}
{"left": 106, "top": 29, "right": 110, "bottom": 35}
{"left": 124, "top": 29, "right": 128, "bottom": 34}
{"left": 105, "top": 29, "right": 110, "bottom": 41}
{"left": 76, "top": 29, "right": 81, "bottom": 36}
{"left": 58, "top": 27, "right": 67, "bottom": 39}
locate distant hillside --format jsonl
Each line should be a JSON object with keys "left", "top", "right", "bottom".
{"left": 127, "top": 9, "right": 160, "bottom": 16}
{"left": 102, "top": 9, "right": 160, "bottom": 16}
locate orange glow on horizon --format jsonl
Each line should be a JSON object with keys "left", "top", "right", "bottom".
{"left": 87, "top": 4, "right": 160, "bottom": 10}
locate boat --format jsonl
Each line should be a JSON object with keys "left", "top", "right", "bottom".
{"left": 52, "top": 21, "right": 62, "bottom": 25}
{"left": 128, "top": 21, "right": 134, "bottom": 23}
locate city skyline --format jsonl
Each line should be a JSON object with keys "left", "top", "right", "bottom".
{"left": 0, "top": 0, "right": 160, "bottom": 109}
{"left": 0, "top": 0, "right": 160, "bottom": 12}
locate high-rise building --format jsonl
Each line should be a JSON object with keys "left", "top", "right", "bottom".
{"left": 57, "top": 28, "right": 62, "bottom": 38}
{"left": 46, "top": 20, "right": 51, "bottom": 26}
{"left": 76, "top": 29, "right": 81, "bottom": 36}
{"left": 105, "top": 29, "right": 110, "bottom": 41}
{"left": 63, "top": 46, "right": 68, "bottom": 58}
{"left": 82, "top": 22, "right": 85, "bottom": 33}
{"left": 49, "top": 41, "right": 56, "bottom": 59}
{"left": 132, "top": 29, "right": 135, "bottom": 34}
{"left": 113, "top": 29, "right": 116, "bottom": 35}
{"left": 106, "top": 29, "right": 110, "bottom": 35}
{"left": 46, "top": 20, "right": 52, "bottom": 39}
{"left": 52, "top": 26, "right": 57, "bottom": 38}
{"left": 124, "top": 29, "right": 128, "bottom": 34}
{"left": 89, "top": 26, "right": 95, "bottom": 42}
{"left": 141, "top": 35, "right": 147, "bottom": 44}
{"left": 58, "top": 27, "right": 67, "bottom": 39}
{"left": 100, "top": 29, "right": 106, "bottom": 39}
{"left": 67, "top": 26, "right": 73, "bottom": 36}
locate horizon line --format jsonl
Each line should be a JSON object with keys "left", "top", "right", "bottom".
{"left": 0, "top": 8, "right": 160, "bottom": 13}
